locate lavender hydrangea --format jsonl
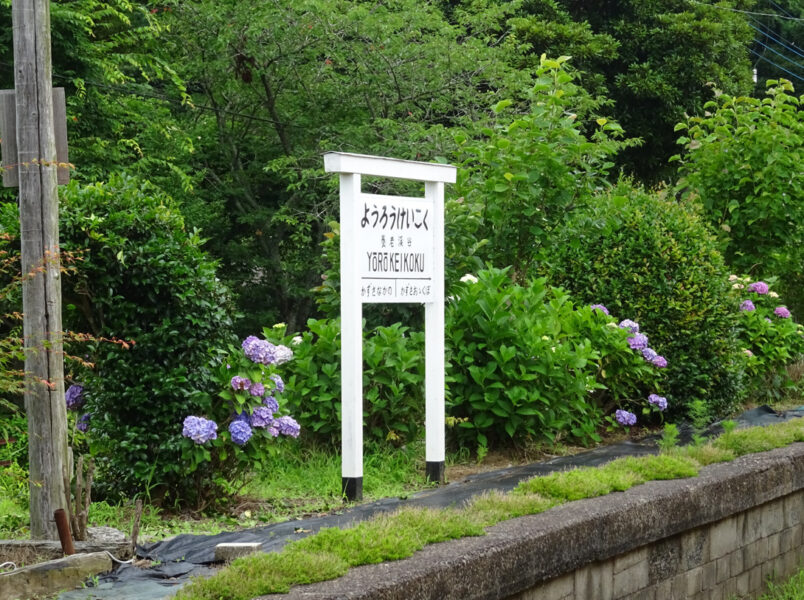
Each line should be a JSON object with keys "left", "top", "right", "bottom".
{"left": 641, "top": 348, "right": 658, "bottom": 362}
{"left": 590, "top": 304, "right": 609, "bottom": 315}
{"left": 747, "top": 281, "right": 769, "bottom": 295}
{"left": 242, "top": 336, "right": 278, "bottom": 365}
{"left": 270, "top": 374, "right": 285, "bottom": 394}
{"left": 182, "top": 416, "right": 218, "bottom": 444}
{"left": 740, "top": 300, "right": 755, "bottom": 312}
{"left": 76, "top": 413, "right": 90, "bottom": 433}
{"left": 648, "top": 394, "right": 668, "bottom": 411}
{"left": 274, "top": 345, "right": 293, "bottom": 366}
{"left": 774, "top": 306, "right": 791, "bottom": 319}
{"left": 229, "top": 420, "right": 253, "bottom": 446}
{"left": 627, "top": 333, "right": 649, "bottom": 350}
{"left": 276, "top": 415, "right": 301, "bottom": 438}
{"left": 615, "top": 409, "right": 637, "bottom": 427}
{"left": 263, "top": 396, "right": 279, "bottom": 413}
{"left": 230, "top": 375, "right": 251, "bottom": 391}
{"left": 65, "top": 384, "right": 84, "bottom": 410}
{"left": 249, "top": 406, "right": 275, "bottom": 429}
{"left": 618, "top": 319, "right": 639, "bottom": 333}
{"left": 248, "top": 381, "right": 265, "bottom": 397}
{"left": 651, "top": 355, "right": 668, "bottom": 368}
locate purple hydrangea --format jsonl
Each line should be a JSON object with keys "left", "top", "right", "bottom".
{"left": 648, "top": 394, "right": 668, "bottom": 411}
{"left": 231, "top": 375, "right": 251, "bottom": 391}
{"left": 641, "top": 348, "right": 658, "bottom": 362}
{"left": 182, "top": 416, "right": 218, "bottom": 444}
{"left": 229, "top": 420, "right": 253, "bottom": 446}
{"left": 274, "top": 345, "right": 294, "bottom": 366}
{"left": 651, "top": 355, "right": 668, "bottom": 368}
{"left": 615, "top": 409, "right": 637, "bottom": 427}
{"left": 590, "top": 304, "right": 610, "bottom": 315}
{"left": 270, "top": 374, "right": 285, "bottom": 393}
{"left": 76, "top": 413, "right": 91, "bottom": 433}
{"left": 249, "top": 381, "right": 265, "bottom": 397}
{"left": 628, "top": 333, "right": 649, "bottom": 350}
{"left": 774, "top": 306, "right": 791, "bottom": 319}
{"left": 618, "top": 319, "right": 639, "bottom": 333}
{"left": 276, "top": 415, "right": 301, "bottom": 438}
{"left": 263, "top": 396, "right": 279, "bottom": 413}
{"left": 249, "top": 406, "right": 275, "bottom": 429}
{"left": 740, "top": 300, "right": 755, "bottom": 312}
{"left": 242, "top": 336, "right": 278, "bottom": 365}
{"left": 232, "top": 410, "right": 249, "bottom": 423}
{"left": 65, "top": 384, "right": 85, "bottom": 411}
{"left": 747, "top": 281, "right": 769, "bottom": 295}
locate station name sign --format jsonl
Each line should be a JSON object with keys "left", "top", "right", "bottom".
{"left": 359, "top": 194, "right": 433, "bottom": 303}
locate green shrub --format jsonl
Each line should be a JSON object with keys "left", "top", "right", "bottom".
{"left": 673, "top": 80, "right": 804, "bottom": 316}
{"left": 265, "top": 319, "right": 426, "bottom": 447}
{"left": 729, "top": 276, "right": 804, "bottom": 402}
{"left": 21, "top": 174, "right": 237, "bottom": 502}
{"left": 445, "top": 267, "right": 660, "bottom": 450}
{"left": 542, "top": 183, "right": 745, "bottom": 419}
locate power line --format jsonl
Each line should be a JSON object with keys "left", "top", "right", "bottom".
{"left": 749, "top": 22, "right": 804, "bottom": 59}
{"left": 749, "top": 48, "right": 804, "bottom": 81}
{"left": 763, "top": 0, "right": 795, "bottom": 18}
{"left": 753, "top": 38, "right": 804, "bottom": 71}
{"left": 687, "top": 0, "right": 804, "bottom": 21}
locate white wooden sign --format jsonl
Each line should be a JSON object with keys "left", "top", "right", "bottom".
{"left": 324, "top": 151, "right": 456, "bottom": 502}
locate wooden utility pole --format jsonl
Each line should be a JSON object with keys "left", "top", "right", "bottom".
{"left": 12, "top": 0, "right": 69, "bottom": 539}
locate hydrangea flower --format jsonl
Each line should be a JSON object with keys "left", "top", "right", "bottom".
{"left": 229, "top": 420, "right": 253, "bottom": 446}
{"left": 276, "top": 415, "right": 301, "bottom": 438}
{"left": 76, "top": 413, "right": 91, "bottom": 433}
{"left": 641, "top": 348, "right": 658, "bottom": 362}
{"left": 732, "top": 283, "right": 744, "bottom": 290}
{"left": 248, "top": 381, "right": 265, "bottom": 397}
{"left": 231, "top": 375, "right": 251, "bottom": 391}
{"left": 242, "top": 336, "right": 278, "bottom": 365}
{"left": 774, "top": 306, "right": 791, "bottom": 319}
{"left": 615, "top": 409, "right": 637, "bottom": 426}
{"left": 249, "top": 406, "right": 275, "bottom": 429}
{"left": 274, "top": 345, "right": 293, "bottom": 365}
{"left": 651, "top": 355, "right": 668, "bottom": 368}
{"left": 728, "top": 274, "right": 739, "bottom": 281}
{"left": 590, "top": 304, "right": 609, "bottom": 315}
{"left": 65, "top": 384, "right": 84, "bottom": 411}
{"left": 460, "top": 273, "right": 479, "bottom": 283}
{"left": 768, "top": 291, "right": 779, "bottom": 298}
{"left": 648, "top": 394, "right": 668, "bottom": 411}
{"left": 182, "top": 416, "right": 218, "bottom": 444}
{"left": 263, "top": 396, "right": 279, "bottom": 413}
{"left": 232, "top": 410, "right": 249, "bottom": 423}
{"left": 628, "top": 333, "right": 649, "bottom": 350}
{"left": 291, "top": 335, "right": 304, "bottom": 346}
{"left": 618, "top": 319, "right": 639, "bottom": 333}
{"left": 740, "top": 300, "right": 755, "bottom": 312}
{"left": 747, "top": 281, "right": 769, "bottom": 295}
{"left": 743, "top": 349, "right": 754, "bottom": 357}
{"left": 270, "top": 374, "right": 285, "bottom": 393}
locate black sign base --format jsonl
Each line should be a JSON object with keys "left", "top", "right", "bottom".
{"left": 426, "top": 460, "right": 445, "bottom": 485}
{"left": 342, "top": 476, "right": 363, "bottom": 502}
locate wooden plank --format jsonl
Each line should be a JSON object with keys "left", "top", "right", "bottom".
{"left": 324, "top": 151, "right": 457, "bottom": 183}
{"left": 1, "top": 88, "right": 69, "bottom": 187}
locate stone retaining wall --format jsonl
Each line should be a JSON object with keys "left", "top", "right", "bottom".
{"left": 263, "top": 443, "right": 804, "bottom": 600}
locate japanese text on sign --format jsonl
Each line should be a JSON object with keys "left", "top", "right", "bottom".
{"left": 359, "top": 194, "right": 433, "bottom": 303}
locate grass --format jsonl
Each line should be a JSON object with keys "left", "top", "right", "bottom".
{"left": 751, "top": 567, "right": 804, "bottom": 600}
{"left": 175, "top": 416, "right": 804, "bottom": 600}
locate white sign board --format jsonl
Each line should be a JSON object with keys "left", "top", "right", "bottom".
{"left": 359, "top": 194, "right": 433, "bottom": 303}
{"left": 324, "top": 151, "right": 456, "bottom": 502}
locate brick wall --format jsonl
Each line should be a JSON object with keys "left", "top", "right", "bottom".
{"left": 513, "top": 490, "right": 803, "bottom": 600}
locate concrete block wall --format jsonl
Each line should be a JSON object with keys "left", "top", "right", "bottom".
{"left": 262, "top": 444, "right": 804, "bottom": 600}
{"left": 513, "top": 490, "right": 803, "bottom": 600}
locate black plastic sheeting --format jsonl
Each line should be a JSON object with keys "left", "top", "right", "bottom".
{"left": 58, "top": 405, "right": 804, "bottom": 600}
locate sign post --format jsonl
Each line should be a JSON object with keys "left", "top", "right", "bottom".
{"left": 324, "top": 152, "right": 456, "bottom": 501}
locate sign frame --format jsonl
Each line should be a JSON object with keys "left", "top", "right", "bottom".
{"left": 324, "top": 151, "right": 456, "bottom": 501}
